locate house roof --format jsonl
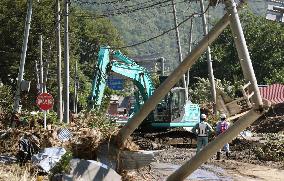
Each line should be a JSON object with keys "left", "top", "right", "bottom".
{"left": 259, "top": 84, "right": 284, "bottom": 104}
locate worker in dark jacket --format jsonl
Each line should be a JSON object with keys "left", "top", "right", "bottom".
{"left": 216, "top": 113, "right": 230, "bottom": 160}
{"left": 192, "top": 113, "right": 213, "bottom": 153}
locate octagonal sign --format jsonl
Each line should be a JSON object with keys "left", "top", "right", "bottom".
{"left": 36, "top": 92, "right": 54, "bottom": 111}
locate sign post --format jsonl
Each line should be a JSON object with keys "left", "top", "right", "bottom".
{"left": 36, "top": 92, "right": 54, "bottom": 129}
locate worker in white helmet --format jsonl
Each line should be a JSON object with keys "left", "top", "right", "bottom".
{"left": 216, "top": 113, "right": 230, "bottom": 160}
{"left": 192, "top": 113, "right": 213, "bottom": 153}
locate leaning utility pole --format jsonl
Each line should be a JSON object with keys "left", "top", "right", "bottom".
{"left": 56, "top": 0, "right": 63, "bottom": 122}
{"left": 171, "top": 0, "right": 188, "bottom": 100}
{"left": 63, "top": 0, "right": 70, "bottom": 123}
{"left": 200, "top": 0, "right": 217, "bottom": 113}
{"left": 13, "top": 0, "right": 33, "bottom": 113}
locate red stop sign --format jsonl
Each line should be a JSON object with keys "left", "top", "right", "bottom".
{"left": 36, "top": 92, "right": 54, "bottom": 110}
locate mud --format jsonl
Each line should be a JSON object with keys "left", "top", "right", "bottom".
{"left": 129, "top": 106, "right": 284, "bottom": 180}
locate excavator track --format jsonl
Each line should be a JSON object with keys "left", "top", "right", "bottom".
{"left": 132, "top": 128, "right": 197, "bottom": 150}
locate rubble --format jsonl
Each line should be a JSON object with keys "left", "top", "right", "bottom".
{"left": 62, "top": 159, "right": 122, "bottom": 181}
{"left": 31, "top": 147, "right": 66, "bottom": 173}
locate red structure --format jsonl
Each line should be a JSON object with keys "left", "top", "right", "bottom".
{"left": 259, "top": 84, "right": 284, "bottom": 105}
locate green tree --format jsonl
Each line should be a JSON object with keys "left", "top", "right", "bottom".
{"left": 0, "top": 0, "right": 125, "bottom": 111}
{"left": 188, "top": 9, "right": 284, "bottom": 88}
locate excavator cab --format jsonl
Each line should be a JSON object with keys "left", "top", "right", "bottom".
{"left": 152, "top": 87, "right": 200, "bottom": 128}
{"left": 170, "top": 87, "right": 186, "bottom": 121}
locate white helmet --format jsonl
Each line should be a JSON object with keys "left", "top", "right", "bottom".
{"left": 220, "top": 113, "right": 227, "bottom": 119}
{"left": 201, "top": 114, "right": 207, "bottom": 119}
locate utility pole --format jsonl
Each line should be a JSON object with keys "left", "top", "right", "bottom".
{"left": 63, "top": 0, "right": 70, "bottom": 124}
{"left": 200, "top": 0, "right": 217, "bottom": 113}
{"left": 56, "top": 0, "right": 63, "bottom": 122}
{"left": 39, "top": 35, "right": 47, "bottom": 129}
{"left": 73, "top": 60, "right": 78, "bottom": 114}
{"left": 187, "top": 18, "right": 193, "bottom": 89}
{"left": 35, "top": 59, "right": 39, "bottom": 91}
{"left": 13, "top": 0, "right": 33, "bottom": 113}
{"left": 43, "top": 43, "right": 51, "bottom": 93}
{"left": 171, "top": 0, "right": 188, "bottom": 100}
{"left": 39, "top": 35, "right": 44, "bottom": 93}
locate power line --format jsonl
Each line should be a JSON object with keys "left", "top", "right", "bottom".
{"left": 72, "top": 0, "right": 132, "bottom": 6}
{"left": 115, "top": 4, "right": 210, "bottom": 49}
{"left": 72, "top": 0, "right": 174, "bottom": 18}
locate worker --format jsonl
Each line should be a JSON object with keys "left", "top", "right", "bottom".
{"left": 216, "top": 113, "right": 230, "bottom": 160}
{"left": 192, "top": 113, "right": 214, "bottom": 153}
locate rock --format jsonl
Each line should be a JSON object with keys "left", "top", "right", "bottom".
{"left": 63, "top": 159, "right": 121, "bottom": 181}
{"left": 97, "top": 143, "right": 155, "bottom": 171}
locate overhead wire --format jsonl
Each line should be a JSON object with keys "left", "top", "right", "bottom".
{"left": 71, "top": 0, "right": 177, "bottom": 18}
{"left": 70, "top": 0, "right": 210, "bottom": 50}
{"left": 114, "top": 4, "right": 210, "bottom": 49}
{"left": 73, "top": 0, "right": 132, "bottom": 6}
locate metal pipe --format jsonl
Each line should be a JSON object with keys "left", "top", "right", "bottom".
{"left": 13, "top": 0, "right": 33, "bottom": 113}
{"left": 116, "top": 11, "right": 232, "bottom": 147}
{"left": 39, "top": 35, "right": 43, "bottom": 93}
{"left": 63, "top": 0, "right": 70, "bottom": 124}
{"left": 167, "top": 108, "right": 265, "bottom": 180}
{"left": 225, "top": 0, "right": 263, "bottom": 108}
{"left": 200, "top": 0, "right": 217, "bottom": 114}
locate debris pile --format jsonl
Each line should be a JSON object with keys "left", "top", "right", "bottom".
{"left": 0, "top": 111, "right": 149, "bottom": 180}
{"left": 230, "top": 106, "right": 284, "bottom": 167}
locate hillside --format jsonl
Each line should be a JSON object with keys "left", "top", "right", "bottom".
{"left": 78, "top": 0, "right": 268, "bottom": 72}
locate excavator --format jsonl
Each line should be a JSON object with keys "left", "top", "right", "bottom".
{"left": 89, "top": 46, "right": 200, "bottom": 145}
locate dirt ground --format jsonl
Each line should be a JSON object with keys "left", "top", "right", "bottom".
{"left": 129, "top": 107, "right": 284, "bottom": 181}
{"left": 127, "top": 146, "right": 284, "bottom": 181}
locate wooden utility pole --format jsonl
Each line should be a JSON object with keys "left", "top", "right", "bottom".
{"left": 171, "top": 0, "right": 188, "bottom": 100}
{"left": 13, "top": 0, "right": 33, "bottom": 113}
{"left": 63, "top": 0, "right": 70, "bottom": 124}
{"left": 56, "top": 0, "right": 63, "bottom": 122}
